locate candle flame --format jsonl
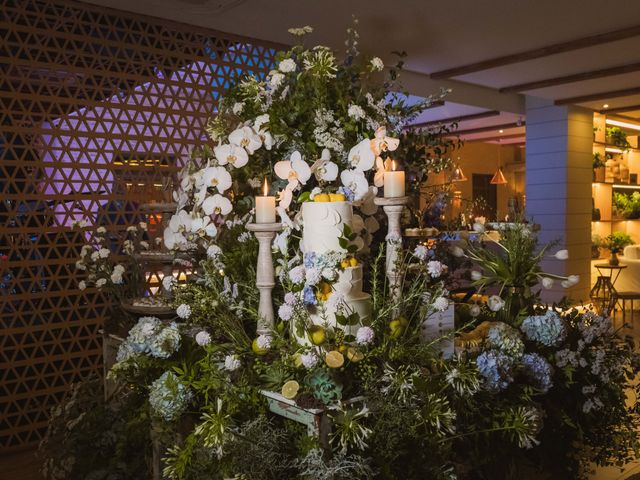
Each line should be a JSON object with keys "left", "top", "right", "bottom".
{"left": 262, "top": 178, "right": 269, "bottom": 196}
{"left": 391, "top": 159, "right": 397, "bottom": 171}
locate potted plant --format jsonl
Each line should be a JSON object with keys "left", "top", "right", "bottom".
{"left": 593, "top": 152, "right": 605, "bottom": 182}
{"left": 603, "top": 231, "right": 633, "bottom": 266}
{"left": 606, "top": 127, "right": 631, "bottom": 151}
{"left": 591, "top": 233, "right": 602, "bottom": 259}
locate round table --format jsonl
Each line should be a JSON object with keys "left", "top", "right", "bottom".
{"left": 590, "top": 264, "right": 627, "bottom": 315}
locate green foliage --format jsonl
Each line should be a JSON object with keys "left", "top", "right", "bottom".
{"left": 593, "top": 152, "right": 604, "bottom": 168}
{"left": 39, "top": 378, "right": 149, "bottom": 480}
{"left": 613, "top": 191, "right": 640, "bottom": 219}
{"left": 603, "top": 231, "right": 633, "bottom": 253}
{"left": 606, "top": 127, "right": 631, "bottom": 150}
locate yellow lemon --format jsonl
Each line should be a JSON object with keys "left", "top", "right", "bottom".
{"left": 349, "top": 257, "right": 358, "bottom": 267}
{"left": 329, "top": 193, "right": 346, "bottom": 202}
{"left": 314, "top": 194, "right": 330, "bottom": 202}
{"left": 338, "top": 344, "right": 348, "bottom": 354}
{"left": 281, "top": 380, "right": 300, "bottom": 400}
{"left": 319, "top": 282, "right": 332, "bottom": 295}
{"left": 252, "top": 338, "right": 268, "bottom": 355}
{"left": 389, "top": 317, "right": 409, "bottom": 339}
{"left": 309, "top": 325, "right": 326, "bottom": 345}
{"left": 340, "top": 259, "right": 350, "bottom": 269}
{"left": 346, "top": 347, "right": 364, "bottom": 363}
{"left": 292, "top": 353, "right": 303, "bottom": 368}
{"left": 325, "top": 350, "right": 345, "bottom": 368}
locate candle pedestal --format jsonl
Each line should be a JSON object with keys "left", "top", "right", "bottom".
{"left": 374, "top": 196, "right": 409, "bottom": 313}
{"left": 246, "top": 222, "right": 282, "bottom": 336}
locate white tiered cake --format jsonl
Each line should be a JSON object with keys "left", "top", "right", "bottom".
{"left": 301, "top": 201, "right": 371, "bottom": 335}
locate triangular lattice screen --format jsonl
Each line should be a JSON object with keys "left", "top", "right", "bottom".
{"left": 0, "top": 0, "right": 279, "bottom": 450}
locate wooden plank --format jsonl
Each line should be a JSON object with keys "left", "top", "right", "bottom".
{"left": 500, "top": 62, "right": 640, "bottom": 93}
{"left": 602, "top": 104, "right": 640, "bottom": 114}
{"left": 453, "top": 122, "right": 525, "bottom": 136}
{"left": 410, "top": 110, "right": 500, "bottom": 128}
{"left": 430, "top": 25, "right": 640, "bottom": 79}
{"left": 555, "top": 87, "right": 640, "bottom": 105}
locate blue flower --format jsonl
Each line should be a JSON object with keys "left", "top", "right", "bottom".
{"left": 521, "top": 353, "right": 553, "bottom": 393}
{"left": 520, "top": 311, "right": 566, "bottom": 347}
{"left": 148, "top": 371, "right": 192, "bottom": 422}
{"left": 486, "top": 323, "right": 524, "bottom": 359}
{"left": 303, "top": 252, "right": 317, "bottom": 268}
{"left": 476, "top": 350, "right": 515, "bottom": 392}
{"left": 303, "top": 286, "right": 317, "bottom": 306}
{"left": 337, "top": 186, "right": 355, "bottom": 202}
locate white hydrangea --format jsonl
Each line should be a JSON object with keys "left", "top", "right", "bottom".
{"left": 224, "top": 354, "right": 241, "bottom": 371}
{"left": 289, "top": 265, "right": 306, "bottom": 284}
{"left": 427, "top": 260, "right": 444, "bottom": 278}
{"left": 195, "top": 330, "right": 211, "bottom": 346}
{"left": 176, "top": 304, "right": 192, "bottom": 319}
{"left": 278, "top": 303, "right": 293, "bottom": 321}
{"left": 75, "top": 260, "right": 86, "bottom": 270}
{"left": 256, "top": 334, "right": 273, "bottom": 350}
{"left": 433, "top": 296, "right": 449, "bottom": 312}
{"left": 78, "top": 280, "right": 87, "bottom": 291}
{"left": 370, "top": 57, "right": 384, "bottom": 71}
{"left": 356, "top": 326, "right": 375, "bottom": 346}
{"left": 269, "top": 71, "right": 285, "bottom": 89}
{"left": 413, "top": 245, "right": 429, "bottom": 261}
{"left": 300, "top": 351, "right": 318, "bottom": 369}
{"left": 305, "top": 267, "right": 322, "bottom": 286}
{"left": 96, "top": 278, "right": 107, "bottom": 288}
{"left": 488, "top": 295, "right": 505, "bottom": 312}
{"left": 278, "top": 58, "right": 296, "bottom": 73}
{"left": 98, "top": 248, "right": 110, "bottom": 258}
{"left": 162, "top": 275, "right": 175, "bottom": 292}
{"left": 207, "top": 244, "right": 222, "bottom": 258}
{"left": 347, "top": 104, "right": 366, "bottom": 120}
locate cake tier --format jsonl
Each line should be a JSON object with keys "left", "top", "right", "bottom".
{"left": 309, "top": 294, "right": 371, "bottom": 337}
{"left": 301, "top": 201, "right": 352, "bottom": 254}
{"left": 334, "top": 265, "right": 366, "bottom": 300}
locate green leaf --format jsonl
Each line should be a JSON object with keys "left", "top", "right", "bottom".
{"left": 335, "top": 314, "right": 349, "bottom": 326}
{"left": 343, "top": 224, "right": 352, "bottom": 237}
{"left": 338, "top": 238, "right": 349, "bottom": 249}
{"left": 298, "top": 191, "right": 311, "bottom": 203}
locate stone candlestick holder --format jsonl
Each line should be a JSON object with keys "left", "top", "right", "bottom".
{"left": 374, "top": 196, "right": 409, "bottom": 311}
{"left": 246, "top": 222, "right": 282, "bottom": 335}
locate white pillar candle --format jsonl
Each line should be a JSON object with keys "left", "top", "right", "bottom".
{"left": 384, "top": 160, "right": 405, "bottom": 198}
{"left": 256, "top": 178, "right": 276, "bottom": 223}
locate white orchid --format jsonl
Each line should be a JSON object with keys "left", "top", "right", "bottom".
{"left": 228, "top": 126, "right": 262, "bottom": 154}
{"left": 355, "top": 186, "right": 379, "bottom": 215}
{"left": 275, "top": 151, "right": 312, "bottom": 189}
{"left": 364, "top": 215, "right": 380, "bottom": 234}
{"left": 310, "top": 148, "right": 338, "bottom": 182}
{"left": 191, "top": 216, "right": 217, "bottom": 238}
{"left": 169, "top": 209, "right": 192, "bottom": 233}
{"left": 371, "top": 126, "right": 399, "bottom": 156}
{"left": 214, "top": 144, "right": 249, "bottom": 168}
{"left": 202, "top": 166, "right": 232, "bottom": 193}
{"left": 202, "top": 194, "right": 233, "bottom": 216}
{"left": 373, "top": 156, "right": 391, "bottom": 187}
{"left": 253, "top": 114, "right": 274, "bottom": 150}
{"left": 340, "top": 169, "right": 369, "bottom": 201}
{"left": 348, "top": 138, "right": 376, "bottom": 171}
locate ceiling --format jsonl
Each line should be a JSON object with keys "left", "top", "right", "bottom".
{"left": 85, "top": 0, "right": 640, "bottom": 141}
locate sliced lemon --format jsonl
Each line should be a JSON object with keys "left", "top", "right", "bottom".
{"left": 281, "top": 380, "right": 300, "bottom": 400}
{"left": 325, "top": 350, "right": 345, "bottom": 369}
{"left": 346, "top": 347, "right": 364, "bottom": 363}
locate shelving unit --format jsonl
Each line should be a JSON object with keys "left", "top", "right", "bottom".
{"left": 591, "top": 113, "right": 640, "bottom": 252}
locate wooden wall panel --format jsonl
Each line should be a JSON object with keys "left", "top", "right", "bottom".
{"left": 0, "top": 0, "right": 279, "bottom": 450}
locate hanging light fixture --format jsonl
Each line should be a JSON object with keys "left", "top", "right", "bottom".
{"left": 451, "top": 157, "right": 467, "bottom": 182}
{"left": 491, "top": 141, "right": 508, "bottom": 185}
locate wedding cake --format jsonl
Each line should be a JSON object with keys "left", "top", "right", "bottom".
{"left": 300, "top": 201, "right": 371, "bottom": 336}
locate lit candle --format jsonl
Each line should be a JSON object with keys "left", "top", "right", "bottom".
{"left": 384, "top": 160, "right": 405, "bottom": 198}
{"left": 255, "top": 178, "right": 276, "bottom": 223}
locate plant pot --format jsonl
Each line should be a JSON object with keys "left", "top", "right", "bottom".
{"left": 594, "top": 166, "right": 605, "bottom": 183}
{"left": 609, "top": 251, "right": 619, "bottom": 266}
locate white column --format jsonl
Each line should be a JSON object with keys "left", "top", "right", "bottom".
{"left": 525, "top": 96, "right": 592, "bottom": 302}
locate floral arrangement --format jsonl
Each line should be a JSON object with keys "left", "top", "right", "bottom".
{"left": 603, "top": 231, "right": 633, "bottom": 254}
{"left": 48, "top": 25, "right": 640, "bottom": 480}
{"left": 73, "top": 220, "right": 149, "bottom": 298}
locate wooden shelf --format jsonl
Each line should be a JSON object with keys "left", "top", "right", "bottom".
{"left": 592, "top": 182, "right": 640, "bottom": 189}
{"left": 593, "top": 140, "right": 640, "bottom": 152}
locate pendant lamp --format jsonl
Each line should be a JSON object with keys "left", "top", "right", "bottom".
{"left": 451, "top": 158, "right": 467, "bottom": 182}
{"left": 491, "top": 142, "right": 508, "bottom": 185}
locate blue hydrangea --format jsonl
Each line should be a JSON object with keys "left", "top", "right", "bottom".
{"left": 303, "top": 286, "right": 317, "bottom": 306}
{"left": 476, "top": 350, "right": 515, "bottom": 392}
{"left": 303, "top": 252, "right": 317, "bottom": 268}
{"left": 148, "top": 371, "right": 192, "bottom": 422}
{"left": 337, "top": 186, "right": 355, "bottom": 202}
{"left": 116, "top": 317, "right": 181, "bottom": 362}
{"left": 521, "top": 353, "right": 553, "bottom": 393}
{"left": 486, "top": 323, "right": 524, "bottom": 359}
{"left": 520, "top": 311, "right": 567, "bottom": 347}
